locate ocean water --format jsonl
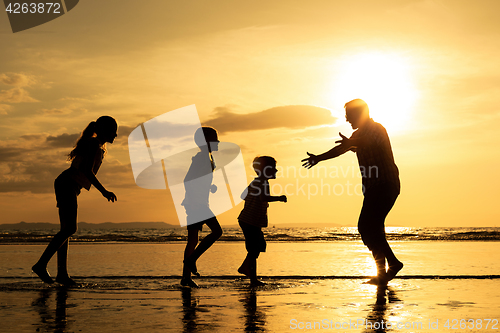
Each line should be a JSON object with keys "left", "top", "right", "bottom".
{"left": 1, "top": 226, "right": 500, "bottom": 243}
{"left": 1, "top": 241, "right": 499, "bottom": 280}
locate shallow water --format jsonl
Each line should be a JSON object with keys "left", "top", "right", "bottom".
{"left": 1, "top": 278, "right": 499, "bottom": 332}
{"left": 1, "top": 241, "right": 499, "bottom": 279}
{"left": 1, "top": 242, "right": 499, "bottom": 332}
{"left": 2, "top": 227, "right": 500, "bottom": 242}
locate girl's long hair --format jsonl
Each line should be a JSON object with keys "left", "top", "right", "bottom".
{"left": 68, "top": 116, "right": 116, "bottom": 161}
{"left": 68, "top": 121, "right": 97, "bottom": 161}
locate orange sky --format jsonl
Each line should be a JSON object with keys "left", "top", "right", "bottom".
{"left": 0, "top": 0, "right": 499, "bottom": 227}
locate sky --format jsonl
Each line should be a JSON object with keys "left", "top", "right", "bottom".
{"left": 0, "top": 0, "right": 499, "bottom": 227}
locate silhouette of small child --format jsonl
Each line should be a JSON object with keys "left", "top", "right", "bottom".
{"left": 238, "top": 156, "right": 287, "bottom": 286}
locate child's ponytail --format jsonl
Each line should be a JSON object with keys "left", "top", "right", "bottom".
{"left": 81, "top": 121, "right": 96, "bottom": 139}
{"left": 68, "top": 121, "right": 97, "bottom": 161}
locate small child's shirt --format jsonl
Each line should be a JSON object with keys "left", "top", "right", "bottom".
{"left": 238, "top": 178, "right": 270, "bottom": 228}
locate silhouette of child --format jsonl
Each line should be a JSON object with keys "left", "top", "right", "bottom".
{"left": 32, "top": 116, "right": 118, "bottom": 286}
{"left": 238, "top": 156, "right": 287, "bottom": 286}
{"left": 181, "top": 127, "right": 223, "bottom": 288}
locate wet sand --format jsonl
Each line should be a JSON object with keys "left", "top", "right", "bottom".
{"left": 1, "top": 242, "right": 499, "bottom": 332}
{"left": 1, "top": 276, "right": 499, "bottom": 332}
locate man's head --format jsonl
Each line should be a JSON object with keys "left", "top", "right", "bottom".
{"left": 252, "top": 156, "right": 277, "bottom": 179}
{"left": 344, "top": 99, "right": 369, "bottom": 129}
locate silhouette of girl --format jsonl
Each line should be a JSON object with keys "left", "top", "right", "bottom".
{"left": 32, "top": 116, "right": 118, "bottom": 285}
{"left": 181, "top": 127, "right": 223, "bottom": 288}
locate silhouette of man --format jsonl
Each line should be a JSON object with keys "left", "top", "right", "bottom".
{"left": 302, "top": 99, "right": 403, "bottom": 284}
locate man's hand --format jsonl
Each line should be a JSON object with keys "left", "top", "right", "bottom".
{"left": 301, "top": 152, "right": 318, "bottom": 169}
{"left": 103, "top": 190, "right": 117, "bottom": 202}
{"left": 335, "top": 132, "right": 350, "bottom": 146}
{"left": 280, "top": 195, "right": 287, "bottom": 203}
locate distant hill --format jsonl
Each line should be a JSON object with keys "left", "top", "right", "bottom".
{"left": 0, "top": 221, "right": 181, "bottom": 230}
{"left": 0, "top": 221, "right": 353, "bottom": 230}
{"left": 0, "top": 221, "right": 402, "bottom": 230}
{"left": 0, "top": 222, "right": 400, "bottom": 230}
{"left": 221, "top": 222, "right": 353, "bottom": 229}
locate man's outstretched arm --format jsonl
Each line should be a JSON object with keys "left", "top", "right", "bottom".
{"left": 335, "top": 132, "right": 367, "bottom": 148}
{"left": 301, "top": 141, "right": 352, "bottom": 169}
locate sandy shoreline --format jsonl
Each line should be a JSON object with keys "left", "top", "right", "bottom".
{"left": 1, "top": 276, "right": 499, "bottom": 332}
{"left": 1, "top": 242, "right": 499, "bottom": 332}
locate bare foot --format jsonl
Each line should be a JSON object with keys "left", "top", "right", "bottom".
{"left": 181, "top": 278, "right": 200, "bottom": 288}
{"left": 238, "top": 264, "right": 251, "bottom": 278}
{"left": 365, "top": 276, "right": 388, "bottom": 286}
{"left": 386, "top": 261, "right": 404, "bottom": 281}
{"left": 183, "top": 258, "right": 200, "bottom": 277}
{"left": 32, "top": 264, "right": 54, "bottom": 284}
{"left": 56, "top": 275, "right": 77, "bottom": 286}
{"left": 250, "top": 280, "right": 266, "bottom": 287}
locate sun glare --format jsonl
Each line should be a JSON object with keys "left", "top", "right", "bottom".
{"left": 330, "top": 52, "right": 418, "bottom": 133}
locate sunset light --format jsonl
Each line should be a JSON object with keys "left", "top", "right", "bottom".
{"left": 2, "top": 1, "right": 500, "bottom": 331}
{"left": 331, "top": 52, "right": 418, "bottom": 133}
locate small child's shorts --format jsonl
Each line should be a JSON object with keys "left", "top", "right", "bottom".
{"left": 238, "top": 220, "right": 266, "bottom": 258}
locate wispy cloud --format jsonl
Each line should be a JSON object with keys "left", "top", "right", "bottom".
{"left": 0, "top": 73, "right": 36, "bottom": 87}
{"left": 0, "top": 104, "right": 11, "bottom": 115}
{"left": 0, "top": 87, "right": 39, "bottom": 103}
{"left": 46, "top": 133, "right": 80, "bottom": 148}
{"left": 205, "top": 105, "right": 336, "bottom": 133}
{"left": 39, "top": 106, "right": 87, "bottom": 115}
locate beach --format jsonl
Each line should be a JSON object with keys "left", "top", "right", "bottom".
{"left": 1, "top": 277, "right": 499, "bottom": 332}
{"left": 1, "top": 241, "right": 499, "bottom": 332}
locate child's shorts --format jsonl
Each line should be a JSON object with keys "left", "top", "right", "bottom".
{"left": 54, "top": 169, "right": 82, "bottom": 209}
{"left": 184, "top": 206, "right": 216, "bottom": 231}
{"left": 186, "top": 216, "right": 218, "bottom": 231}
{"left": 238, "top": 220, "right": 266, "bottom": 258}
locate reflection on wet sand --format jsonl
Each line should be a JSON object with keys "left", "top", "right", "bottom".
{"left": 239, "top": 287, "right": 267, "bottom": 332}
{"left": 181, "top": 288, "right": 200, "bottom": 333}
{"left": 32, "top": 287, "right": 70, "bottom": 333}
{"left": 364, "top": 286, "right": 402, "bottom": 333}
{"left": 181, "top": 287, "right": 222, "bottom": 332}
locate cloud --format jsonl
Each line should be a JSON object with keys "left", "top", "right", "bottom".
{"left": 0, "top": 104, "right": 11, "bottom": 115}
{"left": 117, "top": 125, "right": 136, "bottom": 138}
{"left": 0, "top": 130, "right": 136, "bottom": 193}
{"left": 46, "top": 133, "right": 80, "bottom": 148}
{"left": 0, "top": 147, "right": 28, "bottom": 161}
{"left": 40, "top": 107, "right": 77, "bottom": 115}
{"left": 0, "top": 87, "right": 39, "bottom": 103}
{"left": 20, "top": 134, "right": 45, "bottom": 141}
{"left": 204, "top": 105, "right": 337, "bottom": 133}
{"left": 0, "top": 150, "right": 133, "bottom": 194}
{"left": 0, "top": 73, "right": 36, "bottom": 87}
{"left": 0, "top": 160, "right": 62, "bottom": 194}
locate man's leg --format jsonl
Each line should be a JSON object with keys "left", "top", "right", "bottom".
{"left": 377, "top": 192, "right": 403, "bottom": 281}
{"left": 371, "top": 247, "right": 387, "bottom": 278}
{"left": 358, "top": 189, "right": 403, "bottom": 283}
{"left": 380, "top": 239, "right": 403, "bottom": 281}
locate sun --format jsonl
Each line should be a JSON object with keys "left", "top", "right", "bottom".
{"left": 330, "top": 52, "right": 418, "bottom": 133}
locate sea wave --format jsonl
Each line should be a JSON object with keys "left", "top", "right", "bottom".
{"left": 1, "top": 227, "right": 499, "bottom": 243}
